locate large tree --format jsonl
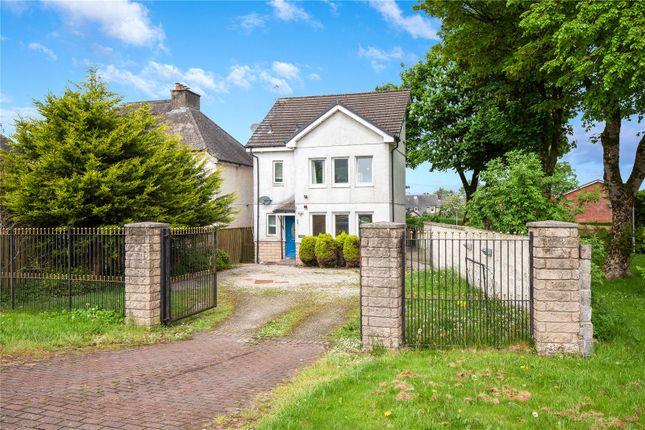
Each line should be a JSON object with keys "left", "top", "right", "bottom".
{"left": 0, "top": 71, "right": 234, "bottom": 227}
{"left": 416, "top": 1, "right": 576, "bottom": 176}
{"left": 518, "top": 1, "right": 645, "bottom": 279}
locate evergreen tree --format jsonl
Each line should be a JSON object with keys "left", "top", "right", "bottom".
{"left": 0, "top": 71, "right": 234, "bottom": 227}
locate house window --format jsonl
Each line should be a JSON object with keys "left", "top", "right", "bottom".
{"left": 334, "top": 214, "right": 349, "bottom": 236}
{"left": 311, "top": 159, "right": 325, "bottom": 185}
{"left": 333, "top": 158, "right": 349, "bottom": 185}
{"left": 356, "top": 156, "right": 373, "bottom": 185}
{"left": 267, "top": 214, "right": 277, "bottom": 236}
{"left": 312, "top": 214, "right": 326, "bottom": 236}
{"left": 273, "top": 161, "right": 283, "bottom": 184}
{"left": 358, "top": 213, "right": 373, "bottom": 226}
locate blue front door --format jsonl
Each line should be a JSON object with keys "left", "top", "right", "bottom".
{"left": 284, "top": 216, "right": 296, "bottom": 258}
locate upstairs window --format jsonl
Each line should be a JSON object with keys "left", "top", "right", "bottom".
{"left": 311, "top": 159, "right": 325, "bottom": 185}
{"left": 333, "top": 158, "right": 349, "bottom": 185}
{"left": 273, "top": 161, "right": 283, "bottom": 184}
{"left": 356, "top": 156, "right": 373, "bottom": 185}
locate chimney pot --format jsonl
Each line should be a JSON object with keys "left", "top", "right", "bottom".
{"left": 171, "top": 83, "right": 200, "bottom": 110}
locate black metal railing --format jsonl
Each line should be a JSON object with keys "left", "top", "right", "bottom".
{"left": 403, "top": 230, "right": 532, "bottom": 348}
{"left": 0, "top": 227, "right": 126, "bottom": 314}
{"left": 161, "top": 226, "right": 217, "bottom": 324}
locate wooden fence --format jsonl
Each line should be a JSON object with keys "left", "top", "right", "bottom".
{"left": 217, "top": 227, "right": 254, "bottom": 264}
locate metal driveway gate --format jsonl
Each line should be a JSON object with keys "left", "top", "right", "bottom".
{"left": 403, "top": 230, "right": 533, "bottom": 348}
{"left": 161, "top": 227, "right": 217, "bottom": 324}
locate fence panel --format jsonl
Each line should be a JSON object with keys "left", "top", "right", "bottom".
{"left": 404, "top": 231, "right": 532, "bottom": 348}
{"left": 217, "top": 227, "right": 254, "bottom": 264}
{"left": 0, "top": 227, "right": 125, "bottom": 314}
{"left": 161, "top": 227, "right": 217, "bottom": 324}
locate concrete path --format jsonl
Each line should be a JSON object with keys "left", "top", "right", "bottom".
{"left": 0, "top": 264, "right": 359, "bottom": 430}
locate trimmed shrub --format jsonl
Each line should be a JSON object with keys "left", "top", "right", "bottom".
{"left": 315, "top": 234, "right": 337, "bottom": 268}
{"left": 299, "top": 236, "right": 318, "bottom": 266}
{"left": 343, "top": 235, "right": 360, "bottom": 267}
{"left": 215, "top": 249, "right": 232, "bottom": 271}
{"left": 335, "top": 232, "right": 349, "bottom": 267}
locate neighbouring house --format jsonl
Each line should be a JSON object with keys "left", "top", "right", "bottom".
{"left": 246, "top": 89, "right": 410, "bottom": 263}
{"left": 406, "top": 194, "right": 441, "bottom": 216}
{"left": 562, "top": 179, "right": 613, "bottom": 223}
{"left": 130, "top": 84, "right": 253, "bottom": 228}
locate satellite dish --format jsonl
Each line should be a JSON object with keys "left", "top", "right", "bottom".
{"left": 259, "top": 196, "right": 272, "bottom": 205}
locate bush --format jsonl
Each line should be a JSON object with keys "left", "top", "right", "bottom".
{"left": 335, "top": 232, "right": 349, "bottom": 267}
{"left": 299, "top": 236, "right": 318, "bottom": 266}
{"left": 343, "top": 235, "right": 360, "bottom": 267}
{"left": 580, "top": 234, "right": 607, "bottom": 286}
{"left": 635, "top": 226, "right": 645, "bottom": 254}
{"left": 315, "top": 234, "right": 337, "bottom": 268}
{"left": 215, "top": 249, "right": 231, "bottom": 271}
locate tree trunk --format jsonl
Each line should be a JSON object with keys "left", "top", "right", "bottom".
{"left": 457, "top": 169, "right": 479, "bottom": 224}
{"left": 604, "top": 192, "right": 634, "bottom": 280}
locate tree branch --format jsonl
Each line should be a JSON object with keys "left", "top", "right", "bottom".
{"left": 627, "top": 132, "right": 645, "bottom": 194}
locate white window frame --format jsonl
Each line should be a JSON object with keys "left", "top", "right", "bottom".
{"left": 310, "top": 158, "right": 326, "bottom": 187}
{"left": 310, "top": 213, "right": 327, "bottom": 236}
{"left": 272, "top": 160, "right": 283, "bottom": 185}
{"left": 333, "top": 212, "right": 350, "bottom": 237}
{"left": 355, "top": 156, "right": 373, "bottom": 187}
{"left": 267, "top": 214, "right": 277, "bottom": 236}
{"left": 332, "top": 157, "right": 350, "bottom": 187}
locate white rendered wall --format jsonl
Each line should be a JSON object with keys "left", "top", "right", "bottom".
{"left": 203, "top": 153, "right": 253, "bottom": 228}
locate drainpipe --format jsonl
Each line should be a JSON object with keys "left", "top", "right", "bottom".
{"left": 249, "top": 147, "right": 260, "bottom": 263}
{"left": 390, "top": 136, "right": 400, "bottom": 222}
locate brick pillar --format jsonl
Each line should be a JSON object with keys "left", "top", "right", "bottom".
{"left": 124, "top": 222, "right": 168, "bottom": 327}
{"left": 579, "top": 243, "right": 593, "bottom": 356}
{"left": 527, "top": 221, "right": 586, "bottom": 355}
{"left": 360, "top": 222, "right": 405, "bottom": 350}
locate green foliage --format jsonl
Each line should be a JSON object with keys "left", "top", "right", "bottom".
{"left": 335, "top": 232, "right": 349, "bottom": 267}
{"left": 438, "top": 193, "right": 465, "bottom": 221}
{"left": 343, "top": 235, "right": 360, "bottom": 268}
{"left": 215, "top": 249, "right": 231, "bottom": 271}
{"left": 0, "top": 70, "right": 234, "bottom": 227}
{"left": 314, "top": 234, "right": 337, "bottom": 268}
{"left": 299, "top": 236, "right": 317, "bottom": 266}
{"left": 636, "top": 227, "right": 645, "bottom": 254}
{"left": 466, "top": 151, "right": 578, "bottom": 234}
{"left": 581, "top": 234, "right": 607, "bottom": 287}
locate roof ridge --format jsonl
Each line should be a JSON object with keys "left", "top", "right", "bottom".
{"left": 276, "top": 89, "right": 410, "bottom": 101}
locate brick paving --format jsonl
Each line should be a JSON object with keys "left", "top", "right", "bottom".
{"left": 0, "top": 332, "right": 325, "bottom": 429}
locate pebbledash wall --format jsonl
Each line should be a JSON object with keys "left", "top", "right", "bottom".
{"left": 361, "top": 221, "right": 593, "bottom": 356}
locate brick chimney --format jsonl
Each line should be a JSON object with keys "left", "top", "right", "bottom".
{"left": 171, "top": 83, "right": 200, "bottom": 110}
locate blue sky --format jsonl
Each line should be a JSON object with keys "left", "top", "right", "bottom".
{"left": 1, "top": 0, "right": 642, "bottom": 193}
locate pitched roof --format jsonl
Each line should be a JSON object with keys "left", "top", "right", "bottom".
{"left": 406, "top": 194, "right": 441, "bottom": 212}
{"left": 247, "top": 90, "right": 410, "bottom": 148}
{"left": 563, "top": 179, "right": 605, "bottom": 196}
{"left": 127, "top": 100, "right": 253, "bottom": 167}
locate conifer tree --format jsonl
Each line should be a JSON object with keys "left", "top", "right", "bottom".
{"left": 0, "top": 70, "right": 234, "bottom": 227}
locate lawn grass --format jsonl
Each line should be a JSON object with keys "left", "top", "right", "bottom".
{"left": 254, "top": 300, "right": 325, "bottom": 340}
{"left": 0, "top": 288, "right": 235, "bottom": 362}
{"left": 251, "top": 255, "right": 645, "bottom": 429}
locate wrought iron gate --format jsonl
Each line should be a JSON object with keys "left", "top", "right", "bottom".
{"left": 403, "top": 230, "right": 533, "bottom": 348}
{"left": 161, "top": 227, "right": 217, "bottom": 324}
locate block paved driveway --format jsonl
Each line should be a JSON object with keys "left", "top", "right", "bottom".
{"left": 1, "top": 265, "right": 359, "bottom": 430}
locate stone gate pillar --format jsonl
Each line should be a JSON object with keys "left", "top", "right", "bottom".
{"left": 124, "top": 222, "right": 168, "bottom": 327}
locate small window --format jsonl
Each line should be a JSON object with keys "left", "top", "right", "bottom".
{"left": 311, "top": 159, "right": 325, "bottom": 185}
{"left": 356, "top": 156, "right": 373, "bottom": 185}
{"left": 334, "top": 214, "right": 349, "bottom": 236}
{"left": 273, "top": 161, "right": 283, "bottom": 184}
{"left": 358, "top": 213, "right": 373, "bottom": 226}
{"left": 333, "top": 158, "right": 349, "bottom": 184}
{"left": 312, "top": 214, "right": 326, "bottom": 236}
{"left": 267, "top": 214, "right": 277, "bottom": 236}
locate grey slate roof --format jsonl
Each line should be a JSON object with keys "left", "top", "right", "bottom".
{"left": 406, "top": 194, "right": 441, "bottom": 213}
{"left": 247, "top": 90, "right": 410, "bottom": 148}
{"left": 127, "top": 100, "right": 253, "bottom": 167}
{"left": 273, "top": 199, "right": 296, "bottom": 213}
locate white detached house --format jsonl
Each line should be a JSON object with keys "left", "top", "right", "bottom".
{"left": 246, "top": 90, "right": 410, "bottom": 263}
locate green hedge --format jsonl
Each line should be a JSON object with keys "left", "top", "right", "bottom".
{"left": 299, "top": 236, "right": 317, "bottom": 266}
{"left": 216, "top": 249, "right": 232, "bottom": 271}
{"left": 315, "top": 234, "right": 337, "bottom": 268}
{"left": 335, "top": 232, "right": 348, "bottom": 267}
{"left": 343, "top": 235, "right": 360, "bottom": 267}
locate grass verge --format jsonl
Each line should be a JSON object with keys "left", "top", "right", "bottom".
{"left": 0, "top": 289, "right": 235, "bottom": 362}
{"left": 253, "top": 300, "right": 325, "bottom": 340}
{"left": 239, "top": 256, "right": 645, "bottom": 429}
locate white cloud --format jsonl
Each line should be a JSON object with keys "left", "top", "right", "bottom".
{"left": 307, "top": 72, "right": 321, "bottom": 81}
{"left": 238, "top": 13, "right": 266, "bottom": 33}
{"left": 322, "top": 0, "right": 339, "bottom": 14}
{"left": 269, "top": 0, "right": 321, "bottom": 27}
{"left": 369, "top": 0, "right": 438, "bottom": 40}
{"left": 358, "top": 45, "right": 414, "bottom": 71}
{"left": 28, "top": 42, "right": 57, "bottom": 60}
{"left": 227, "top": 65, "right": 255, "bottom": 89}
{"left": 259, "top": 71, "right": 292, "bottom": 95}
{"left": 0, "top": 106, "right": 40, "bottom": 134}
{"left": 99, "top": 64, "right": 161, "bottom": 98}
{"left": 272, "top": 61, "right": 300, "bottom": 80}
{"left": 46, "top": 0, "right": 165, "bottom": 47}
{"left": 0, "top": 92, "right": 12, "bottom": 103}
